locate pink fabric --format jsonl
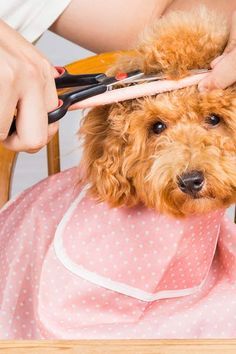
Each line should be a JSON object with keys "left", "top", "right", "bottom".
{"left": 0, "top": 167, "right": 236, "bottom": 339}
{"left": 70, "top": 73, "right": 208, "bottom": 109}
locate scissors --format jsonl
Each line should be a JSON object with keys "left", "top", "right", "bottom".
{"left": 8, "top": 67, "right": 144, "bottom": 135}
{"left": 8, "top": 67, "right": 210, "bottom": 135}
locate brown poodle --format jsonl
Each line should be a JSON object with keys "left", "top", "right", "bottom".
{"left": 79, "top": 7, "right": 236, "bottom": 218}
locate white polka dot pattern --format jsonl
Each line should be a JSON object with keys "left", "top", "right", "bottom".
{"left": 53, "top": 187, "right": 222, "bottom": 298}
{"left": 0, "top": 167, "right": 236, "bottom": 339}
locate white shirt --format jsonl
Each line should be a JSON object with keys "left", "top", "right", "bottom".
{"left": 0, "top": 0, "right": 72, "bottom": 42}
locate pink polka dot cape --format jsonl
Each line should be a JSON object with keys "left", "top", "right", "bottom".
{"left": 0, "top": 167, "right": 236, "bottom": 339}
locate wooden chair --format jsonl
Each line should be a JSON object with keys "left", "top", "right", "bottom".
{"left": 0, "top": 53, "right": 236, "bottom": 353}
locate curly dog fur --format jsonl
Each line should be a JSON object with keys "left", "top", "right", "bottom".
{"left": 79, "top": 7, "right": 236, "bottom": 218}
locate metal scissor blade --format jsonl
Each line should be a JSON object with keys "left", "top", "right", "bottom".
{"left": 106, "top": 72, "right": 167, "bottom": 88}
{"left": 110, "top": 68, "right": 211, "bottom": 86}
{"left": 125, "top": 69, "right": 211, "bottom": 84}
{"left": 102, "top": 70, "right": 143, "bottom": 87}
{"left": 96, "top": 70, "right": 167, "bottom": 90}
{"left": 188, "top": 68, "right": 211, "bottom": 75}
{"left": 124, "top": 73, "right": 167, "bottom": 84}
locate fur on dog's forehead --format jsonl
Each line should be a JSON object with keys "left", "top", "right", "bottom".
{"left": 108, "top": 86, "right": 236, "bottom": 134}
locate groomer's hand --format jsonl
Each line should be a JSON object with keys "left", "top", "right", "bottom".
{"left": 0, "top": 20, "right": 59, "bottom": 152}
{"left": 198, "top": 11, "right": 236, "bottom": 92}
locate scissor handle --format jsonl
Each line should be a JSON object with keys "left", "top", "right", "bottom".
{"left": 48, "top": 83, "right": 107, "bottom": 123}
{"left": 8, "top": 83, "right": 107, "bottom": 135}
{"left": 55, "top": 66, "right": 106, "bottom": 88}
{"left": 7, "top": 66, "right": 108, "bottom": 135}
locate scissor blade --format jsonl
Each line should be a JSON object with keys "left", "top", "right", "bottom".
{"left": 111, "top": 68, "right": 212, "bottom": 87}
{"left": 100, "top": 70, "right": 142, "bottom": 86}
{"left": 120, "top": 69, "right": 211, "bottom": 85}
{"left": 106, "top": 72, "right": 167, "bottom": 88}
{"left": 124, "top": 73, "right": 167, "bottom": 84}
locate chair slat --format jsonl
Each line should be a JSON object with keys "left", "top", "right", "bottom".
{"left": 0, "top": 146, "right": 17, "bottom": 208}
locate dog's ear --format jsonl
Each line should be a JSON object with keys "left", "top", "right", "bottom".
{"left": 79, "top": 104, "right": 138, "bottom": 207}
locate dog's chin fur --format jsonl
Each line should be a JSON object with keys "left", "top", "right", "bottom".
{"left": 79, "top": 7, "right": 236, "bottom": 218}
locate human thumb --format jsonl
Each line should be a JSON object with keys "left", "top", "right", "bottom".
{"left": 198, "top": 11, "right": 236, "bottom": 92}
{"left": 198, "top": 49, "right": 236, "bottom": 92}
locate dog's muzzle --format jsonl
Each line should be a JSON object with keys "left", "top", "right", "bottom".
{"left": 177, "top": 170, "right": 205, "bottom": 196}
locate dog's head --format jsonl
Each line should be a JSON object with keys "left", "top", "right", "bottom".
{"left": 79, "top": 8, "right": 236, "bottom": 217}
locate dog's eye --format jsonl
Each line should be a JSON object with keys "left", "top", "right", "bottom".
{"left": 152, "top": 121, "right": 167, "bottom": 134}
{"left": 205, "top": 113, "right": 221, "bottom": 126}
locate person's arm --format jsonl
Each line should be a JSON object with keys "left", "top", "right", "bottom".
{"left": 0, "top": 20, "right": 59, "bottom": 152}
{"left": 198, "top": 11, "right": 236, "bottom": 91}
{"left": 50, "top": 0, "right": 170, "bottom": 53}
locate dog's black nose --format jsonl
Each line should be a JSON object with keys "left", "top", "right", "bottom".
{"left": 177, "top": 170, "right": 204, "bottom": 195}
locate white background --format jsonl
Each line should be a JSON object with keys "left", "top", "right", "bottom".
{"left": 11, "top": 30, "right": 235, "bottom": 220}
